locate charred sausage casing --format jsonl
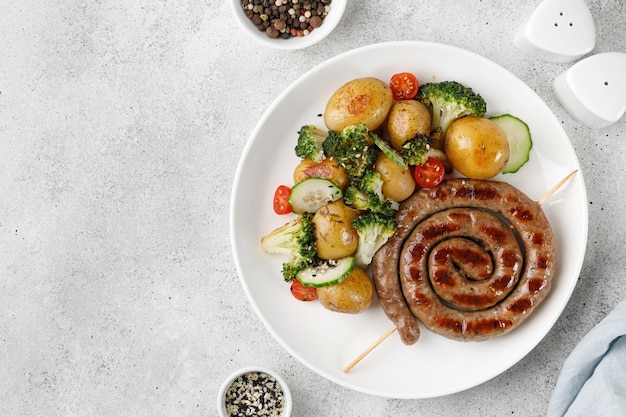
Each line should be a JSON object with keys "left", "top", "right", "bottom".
{"left": 372, "top": 178, "right": 556, "bottom": 344}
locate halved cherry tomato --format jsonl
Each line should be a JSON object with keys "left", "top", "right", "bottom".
{"left": 290, "top": 279, "right": 317, "bottom": 301}
{"left": 389, "top": 72, "right": 419, "bottom": 101}
{"left": 413, "top": 157, "right": 445, "bottom": 188}
{"left": 273, "top": 185, "right": 292, "bottom": 215}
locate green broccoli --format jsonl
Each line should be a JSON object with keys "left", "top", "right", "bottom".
{"left": 400, "top": 134, "right": 431, "bottom": 166}
{"left": 295, "top": 125, "right": 338, "bottom": 162}
{"left": 352, "top": 212, "right": 397, "bottom": 266}
{"left": 342, "top": 185, "right": 370, "bottom": 211}
{"left": 322, "top": 123, "right": 378, "bottom": 180}
{"left": 341, "top": 123, "right": 369, "bottom": 141}
{"left": 260, "top": 213, "right": 317, "bottom": 282}
{"left": 343, "top": 170, "right": 397, "bottom": 216}
{"left": 359, "top": 169, "right": 384, "bottom": 198}
{"left": 416, "top": 81, "right": 487, "bottom": 136}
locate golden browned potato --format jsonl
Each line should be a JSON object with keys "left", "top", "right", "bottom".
{"left": 445, "top": 116, "right": 510, "bottom": 179}
{"left": 374, "top": 152, "right": 415, "bottom": 202}
{"left": 312, "top": 200, "right": 360, "bottom": 260}
{"left": 324, "top": 77, "right": 393, "bottom": 132}
{"left": 386, "top": 100, "right": 432, "bottom": 151}
{"left": 317, "top": 266, "right": 373, "bottom": 314}
{"left": 293, "top": 158, "right": 349, "bottom": 190}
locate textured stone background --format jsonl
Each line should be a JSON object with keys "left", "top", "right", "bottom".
{"left": 1, "top": 1, "right": 624, "bottom": 416}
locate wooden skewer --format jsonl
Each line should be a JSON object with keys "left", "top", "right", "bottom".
{"left": 537, "top": 170, "right": 578, "bottom": 206}
{"left": 342, "top": 170, "right": 579, "bottom": 373}
{"left": 343, "top": 325, "right": 397, "bottom": 373}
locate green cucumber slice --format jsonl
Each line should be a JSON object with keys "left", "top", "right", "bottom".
{"left": 368, "top": 131, "right": 408, "bottom": 169}
{"left": 297, "top": 256, "right": 355, "bottom": 288}
{"left": 490, "top": 114, "right": 533, "bottom": 174}
{"left": 288, "top": 177, "right": 342, "bottom": 214}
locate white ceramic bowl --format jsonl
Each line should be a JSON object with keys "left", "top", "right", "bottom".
{"left": 217, "top": 366, "right": 292, "bottom": 417}
{"left": 230, "top": 0, "right": 347, "bottom": 50}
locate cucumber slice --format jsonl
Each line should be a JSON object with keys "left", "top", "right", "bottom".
{"left": 297, "top": 256, "right": 355, "bottom": 288}
{"left": 288, "top": 177, "right": 342, "bottom": 214}
{"left": 490, "top": 114, "right": 533, "bottom": 174}
{"left": 369, "top": 131, "right": 408, "bottom": 169}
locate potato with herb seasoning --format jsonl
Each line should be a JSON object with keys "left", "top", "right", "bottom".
{"left": 386, "top": 100, "right": 432, "bottom": 151}
{"left": 324, "top": 77, "right": 394, "bottom": 132}
{"left": 317, "top": 266, "right": 373, "bottom": 314}
{"left": 312, "top": 200, "right": 360, "bottom": 260}
{"left": 374, "top": 152, "right": 415, "bottom": 202}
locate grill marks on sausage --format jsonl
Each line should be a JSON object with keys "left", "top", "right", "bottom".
{"left": 534, "top": 255, "right": 549, "bottom": 269}
{"left": 422, "top": 222, "right": 460, "bottom": 239}
{"left": 411, "top": 292, "right": 431, "bottom": 307}
{"left": 372, "top": 179, "right": 556, "bottom": 343}
{"left": 452, "top": 292, "right": 499, "bottom": 310}
{"left": 501, "top": 250, "right": 520, "bottom": 268}
{"left": 492, "top": 275, "right": 515, "bottom": 292}
{"left": 528, "top": 278, "right": 548, "bottom": 293}
{"left": 434, "top": 244, "right": 493, "bottom": 277}
{"left": 510, "top": 206, "right": 533, "bottom": 221}
{"left": 508, "top": 298, "right": 533, "bottom": 314}
{"left": 433, "top": 316, "right": 514, "bottom": 335}
{"left": 529, "top": 232, "right": 545, "bottom": 245}
{"left": 432, "top": 269, "right": 454, "bottom": 286}
{"left": 480, "top": 225, "right": 508, "bottom": 245}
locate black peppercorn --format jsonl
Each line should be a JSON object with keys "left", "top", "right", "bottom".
{"left": 240, "top": 0, "right": 333, "bottom": 39}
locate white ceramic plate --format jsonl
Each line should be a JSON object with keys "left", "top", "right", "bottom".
{"left": 230, "top": 41, "right": 588, "bottom": 399}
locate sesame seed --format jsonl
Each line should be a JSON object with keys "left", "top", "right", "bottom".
{"left": 224, "top": 372, "right": 285, "bottom": 417}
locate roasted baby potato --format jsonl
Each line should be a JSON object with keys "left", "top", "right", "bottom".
{"left": 386, "top": 100, "right": 432, "bottom": 151}
{"left": 324, "top": 77, "right": 393, "bottom": 132}
{"left": 293, "top": 158, "right": 349, "bottom": 190}
{"left": 312, "top": 200, "right": 360, "bottom": 260}
{"left": 445, "top": 116, "right": 510, "bottom": 179}
{"left": 374, "top": 152, "right": 415, "bottom": 202}
{"left": 317, "top": 266, "right": 373, "bottom": 314}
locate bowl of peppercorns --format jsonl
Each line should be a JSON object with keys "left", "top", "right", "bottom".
{"left": 217, "top": 367, "right": 292, "bottom": 417}
{"left": 231, "top": 0, "right": 346, "bottom": 50}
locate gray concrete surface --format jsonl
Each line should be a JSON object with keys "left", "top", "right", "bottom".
{"left": 1, "top": 1, "right": 625, "bottom": 416}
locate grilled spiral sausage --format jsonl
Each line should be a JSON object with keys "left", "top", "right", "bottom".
{"left": 372, "top": 178, "right": 556, "bottom": 343}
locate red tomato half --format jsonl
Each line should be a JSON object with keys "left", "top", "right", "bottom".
{"left": 273, "top": 185, "right": 292, "bottom": 215}
{"left": 389, "top": 72, "right": 419, "bottom": 101}
{"left": 290, "top": 280, "right": 317, "bottom": 301}
{"left": 413, "top": 157, "right": 445, "bottom": 188}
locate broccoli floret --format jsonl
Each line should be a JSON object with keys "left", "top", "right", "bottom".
{"left": 295, "top": 125, "right": 337, "bottom": 162}
{"left": 322, "top": 123, "right": 378, "bottom": 180}
{"left": 416, "top": 81, "right": 487, "bottom": 136}
{"left": 360, "top": 169, "right": 384, "bottom": 198}
{"left": 260, "top": 213, "right": 317, "bottom": 282}
{"left": 342, "top": 185, "right": 370, "bottom": 211}
{"left": 341, "top": 123, "right": 369, "bottom": 141}
{"left": 352, "top": 212, "right": 397, "bottom": 266}
{"left": 400, "top": 134, "right": 431, "bottom": 166}
{"left": 343, "top": 170, "right": 397, "bottom": 216}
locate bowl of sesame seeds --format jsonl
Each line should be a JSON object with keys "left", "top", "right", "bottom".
{"left": 217, "top": 367, "right": 292, "bottom": 417}
{"left": 231, "top": 0, "right": 346, "bottom": 50}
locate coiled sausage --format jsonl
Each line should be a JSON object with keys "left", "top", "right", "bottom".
{"left": 372, "top": 178, "right": 556, "bottom": 343}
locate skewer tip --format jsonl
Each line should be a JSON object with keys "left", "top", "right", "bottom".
{"left": 537, "top": 169, "right": 578, "bottom": 206}
{"left": 342, "top": 325, "right": 397, "bottom": 373}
